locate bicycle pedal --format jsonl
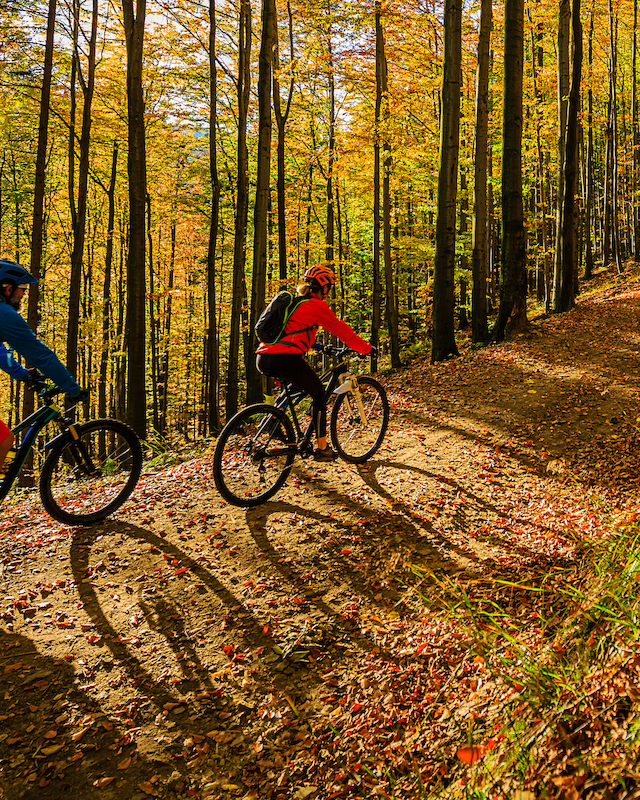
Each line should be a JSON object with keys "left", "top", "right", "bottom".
{"left": 300, "top": 442, "right": 314, "bottom": 459}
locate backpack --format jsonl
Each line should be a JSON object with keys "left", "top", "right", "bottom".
{"left": 255, "top": 291, "right": 311, "bottom": 344}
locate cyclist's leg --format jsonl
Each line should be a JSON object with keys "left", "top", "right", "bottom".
{"left": 256, "top": 353, "right": 329, "bottom": 451}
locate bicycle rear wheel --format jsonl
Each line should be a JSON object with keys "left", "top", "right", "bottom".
{"left": 40, "top": 419, "right": 143, "bottom": 525}
{"left": 330, "top": 376, "right": 389, "bottom": 463}
{"left": 213, "top": 404, "right": 295, "bottom": 507}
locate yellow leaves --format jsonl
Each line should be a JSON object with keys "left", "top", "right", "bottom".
{"left": 117, "top": 755, "right": 132, "bottom": 770}
{"left": 41, "top": 744, "right": 64, "bottom": 756}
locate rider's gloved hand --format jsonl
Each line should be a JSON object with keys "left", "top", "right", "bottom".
{"left": 311, "top": 342, "right": 324, "bottom": 352}
{"left": 24, "top": 368, "right": 47, "bottom": 392}
{"left": 67, "top": 387, "right": 90, "bottom": 403}
{"left": 367, "top": 344, "right": 377, "bottom": 357}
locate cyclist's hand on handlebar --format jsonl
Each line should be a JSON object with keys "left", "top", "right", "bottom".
{"left": 65, "top": 388, "right": 90, "bottom": 411}
{"left": 367, "top": 344, "right": 377, "bottom": 357}
{"left": 67, "top": 387, "right": 90, "bottom": 403}
{"left": 24, "top": 368, "right": 47, "bottom": 392}
{"left": 311, "top": 342, "right": 324, "bottom": 352}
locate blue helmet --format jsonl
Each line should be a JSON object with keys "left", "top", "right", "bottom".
{"left": 0, "top": 259, "right": 38, "bottom": 287}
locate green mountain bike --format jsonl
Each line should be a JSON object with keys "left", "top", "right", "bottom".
{"left": 1, "top": 383, "right": 142, "bottom": 525}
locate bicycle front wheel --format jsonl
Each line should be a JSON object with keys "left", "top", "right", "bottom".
{"left": 213, "top": 404, "right": 296, "bottom": 507}
{"left": 330, "top": 376, "right": 389, "bottom": 463}
{"left": 40, "top": 419, "right": 143, "bottom": 525}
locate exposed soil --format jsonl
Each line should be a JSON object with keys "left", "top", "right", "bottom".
{"left": 1, "top": 268, "right": 640, "bottom": 799}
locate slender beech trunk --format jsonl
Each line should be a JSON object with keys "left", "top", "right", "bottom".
{"left": 206, "top": 0, "right": 221, "bottom": 433}
{"left": 584, "top": 4, "right": 594, "bottom": 278}
{"left": 226, "top": 0, "right": 251, "bottom": 418}
{"left": 122, "top": 0, "right": 147, "bottom": 439}
{"left": 553, "top": 0, "right": 570, "bottom": 308}
{"left": 22, "top": 0, "right": 56, "bottom": 485}
{"left": 273, "top": 1, "right": 294, "bottom": 282}
{"left": 608, "top": 0, "right": 622, "bottom": 272}
{"left": 634, "top": 0, "right": 640, "bottom": 260}
{"left": 431, "top": 0, "right": 461, "bottom": 362}
{"left": 472, "top": 0, "right": 491, "bottom": 343}
{"left": 556, "top": 0, "right": 583, "bottom": 311}
{"left": 247, "top": 0, "right": 276, "bottom": 405}
{"left": 491, "top": 0, "right": 527, "bottom": 341}
{"left": 371, "top": 16, "right": 383, "bottom": 371}
{"left": 529, "top": 10, "right": 551, "bottom": 308}
{"left": 99, "top": 141, "right": 118, "bottom": 422}
{"left": 158, "top": 221, "right": 175, "bottom": 433}
{"left": 146, "top": 194, "right": 159, "bottom": 432}
{"left": 67, "top": 0, "right": 97, "bottom": 380}
{"left": 326, "top": 35, "right": 336, "bottom": 267}
{"left": 376, "top": 0, "right": 399, "bottom": 368}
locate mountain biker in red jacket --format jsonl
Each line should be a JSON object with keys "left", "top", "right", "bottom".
{"left": 256, "top": 263, "right": 373, "bottom": 462}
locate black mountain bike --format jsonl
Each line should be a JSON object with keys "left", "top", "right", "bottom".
{"left": 1, "top": 383, "right": 143, "bottom": 525}
{"left": 213, "top": 344, "right": 389, "bottom": 507}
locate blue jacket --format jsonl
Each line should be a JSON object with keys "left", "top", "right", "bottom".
{"left": 0, "top": 301, "right": 80, "bottom": 395}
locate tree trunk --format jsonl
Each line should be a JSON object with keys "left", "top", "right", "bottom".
{"left": 431, "top": 0, "right": 461, "bottom": 362}
{"left": 529, "top": 8, "right": 551, "bottom": 309}
{"left": 608, "top": 0, "right": 622, "bottom": 273}
{"left": 206, "top": 0, "right": 221, "bottom": 434}
{"left": 634, "top": 0, "right": 640, "bottom": 260}
{"left": 491, "top": 0, "right": 527, "bottom": 341}
{"left": 472, "top": 0, "right": 491, "bottom": 343}
{"left": 583, "top": 5, "right": 594, "bottom": 279}
{"left": 226, "top": 0, "right": 251, "bottom": 418}
{"left": 122, "top": 0, "right": 147, "bottom": 439}
{"left": 146, "top": 194, "right": 159, "bottom": 432}
{"left": 247, "top": 0, "right": 276, "bottom": 405}
{"left": 326, "top": 34, "right": 336, "bottom": 268}
{"left": 556, "top": 0, "right": 583, "bottom": 311}
{"left": 67, "top": 0, "right": 97, "bottom": 380}
{"left": 273, "top": 0, "right": 295, "bottom": 282}
{"left": 99, "top": 141, "right": 118, "bottom": 421}
{"left": 22, "top": 0, "right": 56, "bottom": 486}
{"left": 552, "top": 0, "right": 571, "bottom": 308}
{"left": 376, "top": 0, "right": 400, "bottom": 368}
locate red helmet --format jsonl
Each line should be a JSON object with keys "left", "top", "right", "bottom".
{"left": 304, "top": 264, "right": 337, "bottom": 288}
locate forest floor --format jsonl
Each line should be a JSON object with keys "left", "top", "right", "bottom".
{"left": 2, "top": 268, "right": 640, "bottom": 800}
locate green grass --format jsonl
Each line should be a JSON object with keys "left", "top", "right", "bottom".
{"left": 408, "top": 516, "right": 640, "bottom": 798}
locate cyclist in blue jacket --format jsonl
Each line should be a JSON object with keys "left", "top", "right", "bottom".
{"left": 0, "top": 259, "right": 83, "bottom": 473}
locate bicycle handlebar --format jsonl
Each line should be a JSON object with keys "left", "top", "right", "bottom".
{"left": 36, "top": 383, "right": 90, "bottom": 410}
{"left": 312, "top": 343, "right": 369, "bottom": 359}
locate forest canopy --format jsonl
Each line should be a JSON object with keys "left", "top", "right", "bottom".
{"left": 0, "top": 0, "right": 630, "bottom": 440}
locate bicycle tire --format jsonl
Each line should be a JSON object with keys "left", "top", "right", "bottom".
{"left": 39, "top": 419, "right": 143, "bottom": 525}
{"left": 213, "top": 404, "right": 296, "bottom": 507}
{"left": 330, "top": 376, "right": 389, "bottom": 463}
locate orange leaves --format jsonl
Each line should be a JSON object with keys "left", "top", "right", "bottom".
{"left": 456, "top": 737, "right": 500, "bottom": 765}
{"left": 456, "top": 745, "right": 485, "bottom": 764}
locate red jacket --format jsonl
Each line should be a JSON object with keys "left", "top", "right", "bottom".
{"left": 256, "top": 296, "right": 371, "bottom": 355}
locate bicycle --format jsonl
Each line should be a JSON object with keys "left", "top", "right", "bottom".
{"left": 213, "top": 344, "right": 389, "bottom": 507}
{"left": 1, "top": 381, "right": 143, "bottom": 525}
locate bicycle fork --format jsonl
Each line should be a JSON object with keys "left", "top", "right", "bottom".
{"left": 335, "top": 373, "right": 368, "bottom": 424}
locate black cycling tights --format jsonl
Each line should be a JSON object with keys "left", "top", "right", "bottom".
{"left": 256, "top": 352, "right": 327, "bottom": 438}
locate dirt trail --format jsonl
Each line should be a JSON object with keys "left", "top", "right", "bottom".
{"left": 0, "top": 270, "right": 639, "bottom": 799}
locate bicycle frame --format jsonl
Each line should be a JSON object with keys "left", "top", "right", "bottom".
{"left": 269, "top": 356, "right": 360, "bottom": 454}
{"left": 0, "top": 392, "right": 82, "bottom": 503}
